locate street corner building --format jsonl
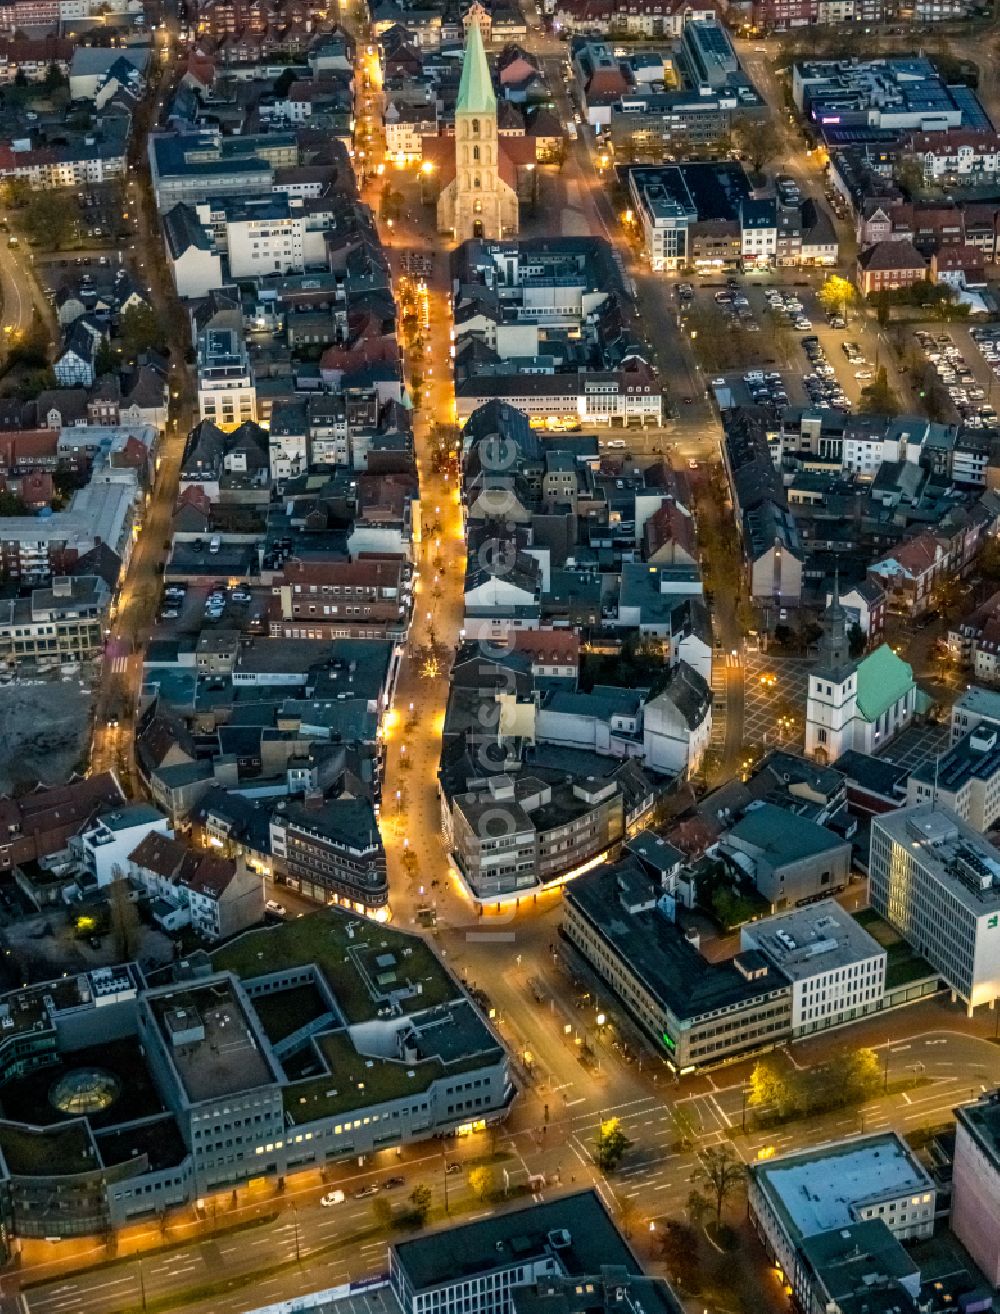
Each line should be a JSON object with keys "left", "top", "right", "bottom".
{"left": 0, "top": 908, "right": 513, "bottom": 1248}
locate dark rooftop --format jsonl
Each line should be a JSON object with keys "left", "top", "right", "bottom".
{"left": 565, "top": 859, "right": 788, "bottom": 1022}
{"left": 393, "top": 1190, "right": 640, "bottom": 1291}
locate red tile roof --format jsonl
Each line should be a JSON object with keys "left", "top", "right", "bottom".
{"left": 512, "top": 629, "right": 580, "bottom": 665}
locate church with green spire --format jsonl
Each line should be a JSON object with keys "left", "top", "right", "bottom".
{"left": 436, "top": 22, "right": 519, "bottom": 242}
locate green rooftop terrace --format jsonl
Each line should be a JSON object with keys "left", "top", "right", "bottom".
{"left": 283, "top": 1029, "right": 500, "bottom": 1124}
{"left": 212, "top": 908, "right": 458, "bottom": 1024}
{"left": 853, "top": 909, "right": 935, "bottom": 990}
{"left": 0, "top": 1121, "right": 97, "bottom": 1177}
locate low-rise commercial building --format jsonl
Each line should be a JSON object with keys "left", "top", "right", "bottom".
{"left": 717, "top": 803, "right": 853, "bottom": 909}
{"left": 907, "top": 725, "right": 1000, "bottom": 832}
{"left": 951, "top": 686, "right": 1000, "bottom": 744}
{"left": 148, "top": 131, "right": 298, "bottom": 211}
{"left": 72, "top": 804, "right": 171, "bottom": 888}
{"left": 269, "top": 797, "right": 388, "bottom": 914}
{"left": 390, "top": 1191, "right": 681, "bottom": 1314}
{"left": 628, "top": 163, "right": 836, "bottom": 273}
{"left": 196, "top": 320, "right": 256, "bottom": 431}
{"left": 449, "top": 773, "right": 624, "bottom": 901}
{"left": 562, "top": 857, "right": 792, "bottom": 1069}
{"left": 749, "top": 1134, "right": 935, "bottom": 1314}
{"left": 740, "top": 899, "right": 886, "bottom": 1037}
{"left": 0, "top": 575, "right": 109, "bottom": 668}
{"left": 0, "top": 908, "right": 512, "bottom": 1244}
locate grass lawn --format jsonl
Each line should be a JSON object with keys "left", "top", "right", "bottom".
{"left": 213, "top": 908, "right": 457, "bottom": 1023}
{"left": 852, "top": 910, "right": 935, "bottom": 988}
{"left": 282, "top": 1030, "right": 499, "bottom": 1123}
{"left": 885, "top": 940, "right": 935, "bottom": 989}
{"left": 853, "top": 908, "right": 905, "bottom": 947}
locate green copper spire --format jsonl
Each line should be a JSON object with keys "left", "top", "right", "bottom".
{"left": 456, "top": 21, "right": 496, "bottom": 116}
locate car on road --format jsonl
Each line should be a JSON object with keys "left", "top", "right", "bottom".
{"left": 855, "top": 369, "right": 873, "bottom": 380}
{"left": 321, "top": 1190, "right": 345, "bottom": 1207}
{"left": 445, "top": 1163, "right": 463, "bottom": 1175}
{"left": 383, "top": 1176, "right": 406, "bottom": 1190}
{"left": 265, "top": 900, "right": 286, "bottom": 916}
{"left": 688, "top": 459, "right": 699, "bottom": 470}
{"left": 354, "top": 1185, "right": 379, "bottom": 1199}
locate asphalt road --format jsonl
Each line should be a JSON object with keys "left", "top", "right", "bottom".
{"left": 14, "top": 16, "right": 1000, "bottom": 1314}
{"left": 86, "top": 46, "right": 193, "bottom": 791}
{"left": 16, "top": 1019, "right": 1000, "bottom": 1314}
{"left": 0, "top": 238, "right": 56, "bottom": 343}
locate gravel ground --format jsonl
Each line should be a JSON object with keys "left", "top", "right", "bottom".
{"left": 0, "top": 677, "right": 94, "bottom": 794}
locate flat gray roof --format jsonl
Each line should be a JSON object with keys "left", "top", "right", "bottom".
{"left": 873, "top": 805, "right": 1000, "bottom": 917}
{"left": 150, "top": 979, "right": 276, "bottom": 1105}
{"left": 744, "top": 898, "right": 885, "bottom": 982}
{"left": 752, "top": 1133, "right": 933, "bottom": 1244}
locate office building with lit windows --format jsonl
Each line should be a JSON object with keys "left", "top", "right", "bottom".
{"left": 749, "top": 1133, "right": 936, "bottom": 1314}
{"left": 869, "top": 804, "right": 1000, "bottom": 1013}
{"left": 0, "top": 909, "right": 511, "bottom": 1246}
{"left": 739, "top": 899, "right": 886, "bottom": 1037}
{"left": 562, "top": 856, "right": 792, "bottom": 1069}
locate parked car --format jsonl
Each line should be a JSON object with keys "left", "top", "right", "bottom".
{"left": 265, "top": 900, "right": 286, "bottom": 916}
{"left": 320, "top": 1190, "right": 345, "bottom": 1207}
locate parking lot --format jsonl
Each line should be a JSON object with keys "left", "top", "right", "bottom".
{"left": 152, "top": 581, "right": 268, "bottom": 639}
{"left": 915, "top": 328, "right": 999, "bottom": 432}
{"left": 34, "top": 250, "right": 143, "bottom": 322}
{"left": 681, "top": 272, "right": 896, "bottom": 418}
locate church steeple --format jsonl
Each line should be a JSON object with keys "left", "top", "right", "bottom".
{"left": 815, "top": 567, "right": 850, "bottom": 673}
{"left": 441, "top": 21, "right": 517, "bottom": 242}
{"left": 456, "top": 23, "right": 496, "bottom": 117}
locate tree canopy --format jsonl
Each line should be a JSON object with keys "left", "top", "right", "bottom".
{"left": 594, "top": 1117, "right": 632, "bottom": 1171}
